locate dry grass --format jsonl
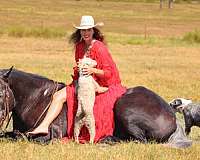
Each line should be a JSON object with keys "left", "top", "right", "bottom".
{"left": 1, "top": 139, "right": 200, "bottom": 160}
{"left": 1, "top": 36, "right": 200, "bottom": 160}
{"left": 0, "top": 0, "right": 200, "bottom": 159}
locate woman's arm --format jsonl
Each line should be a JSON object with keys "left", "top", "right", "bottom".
{"left": 82, "top": 67, "right": 104, "bottom": 76}
{"left": 94, "top": 44, "right": 113, "bottom": 79}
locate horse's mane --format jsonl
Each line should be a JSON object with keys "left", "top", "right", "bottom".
{"left": 1, "top": 68, "right": 53, "bottom": 82}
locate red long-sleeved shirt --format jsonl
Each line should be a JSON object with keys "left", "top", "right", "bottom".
{"left": 73, "top": 40, "right": 121, "bottom": 87}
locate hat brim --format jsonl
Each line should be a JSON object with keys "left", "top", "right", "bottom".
{"left": 73, "top": 24, "right": 97, "bottom": 30}
{"left": 73, "top": 22, "right": 104, "bottom": 30}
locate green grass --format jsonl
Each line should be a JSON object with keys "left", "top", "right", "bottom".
{"left": 183, "top": 30, "right": 200, "bottom": 43}
{"left": 5, "top": 26, "right": 68, "bottom": 38}
{"left": 1, "top": 26, "right": 200, "bottom": 46}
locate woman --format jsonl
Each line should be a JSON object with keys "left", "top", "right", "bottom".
{"left": 28, "top": 15, "right": 126, "bottom": 143}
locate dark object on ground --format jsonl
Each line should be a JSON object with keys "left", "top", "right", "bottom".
{"left": 170, "top": 98, "right": 200, "bottom": 135}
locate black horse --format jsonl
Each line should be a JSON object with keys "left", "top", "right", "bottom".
{"left": 0, "top": 67, "right": 192, "bottom": 148}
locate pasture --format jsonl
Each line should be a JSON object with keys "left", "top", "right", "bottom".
{"left": 0, "top": 0, "right": 200, "bottom": 159}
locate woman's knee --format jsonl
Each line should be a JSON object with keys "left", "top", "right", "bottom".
{"left": 52, "top": 87, "right": 66, "bottom": 103}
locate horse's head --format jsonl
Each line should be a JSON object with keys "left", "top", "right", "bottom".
{"left": 0, "top": 66, "right": 15, "bottom": 128}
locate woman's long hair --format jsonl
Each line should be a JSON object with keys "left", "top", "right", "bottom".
{"left": 69, "top": 27, "right": 105, "bottom": 44}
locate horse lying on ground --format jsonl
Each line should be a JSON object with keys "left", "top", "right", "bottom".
{"left": 0, "top": 67, "right": 192, "bottom": 148}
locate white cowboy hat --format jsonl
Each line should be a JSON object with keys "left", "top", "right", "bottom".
{"left": 73, "top": 15, "right": 104, "bottom": 30}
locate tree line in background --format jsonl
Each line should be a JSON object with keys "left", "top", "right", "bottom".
{"left": 100, "top": 0, "right": 199, "bottom": 3}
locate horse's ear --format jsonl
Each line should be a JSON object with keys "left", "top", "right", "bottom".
{"left": 3, "top": 66, "right": 13, "bottom": 81}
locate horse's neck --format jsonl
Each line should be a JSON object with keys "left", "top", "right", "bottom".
{"left": 8, "top": 70, "right": 54, "bottom": 103}
{"left": 7, "top": 70, "right": 58, "bottom": 127}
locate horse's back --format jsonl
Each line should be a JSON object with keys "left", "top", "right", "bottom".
{"left": 114, "top": 86, "right": 176, "bottom": 142}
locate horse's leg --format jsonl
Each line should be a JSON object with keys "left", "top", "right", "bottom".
{"left": 27, "top": 87, "right": 66, "bottom": 135}
{"left": 126, "top": 125, "right": 147, "bottom": 143}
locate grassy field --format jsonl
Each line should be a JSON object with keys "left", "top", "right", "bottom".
{"left": 0, "top": 0, "right": 200, "bottom": 159}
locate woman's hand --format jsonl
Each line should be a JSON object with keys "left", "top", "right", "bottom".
{"left": 82, "top": 66, "right": 104, "bottom": 76}
{"left": 82, "top": 66, "right": 96, "bottom": 75}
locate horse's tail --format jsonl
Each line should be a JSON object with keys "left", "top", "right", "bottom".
{"left": 166, "top": 120, "right": 192, "bottom": 148}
